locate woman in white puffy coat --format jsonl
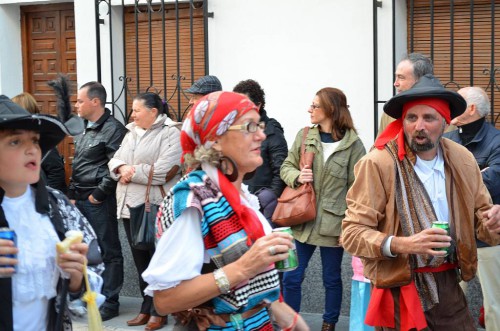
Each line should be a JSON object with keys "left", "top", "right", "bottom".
{"left": 108, "top": 92, "right": 181, "bottom": 329}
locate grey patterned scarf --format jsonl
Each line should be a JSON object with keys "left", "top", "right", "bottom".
{"left": 386, "top": 140, "right": 457, "bottom": 311}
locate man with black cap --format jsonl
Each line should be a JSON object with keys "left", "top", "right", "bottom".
{"left": 342, "top": 74, "right": 500, "bottom": 330}
{"left": 185, "top": 75, "right": 222, "bottom": 108}
{"left": 0, "top": 90, "right": 104, "bottom": 330}
{"left": 70, "top": 81, "right": 126, "bottom": 321}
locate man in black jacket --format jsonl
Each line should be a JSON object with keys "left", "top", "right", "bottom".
{"left": 233, "top": 79, "right": 288, "bottom": 223}
{"left": 444, "top": 86, "right": 500, "bottom": 329}
{"left": 69, "top": 81, "right": 126, "bottom": 320}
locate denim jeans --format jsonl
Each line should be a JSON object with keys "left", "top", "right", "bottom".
{"left": 282, "top": 241, "right": 344, "bottom": 324}
{"left": 76, "top": 196, "right": 123, "bottom": 311}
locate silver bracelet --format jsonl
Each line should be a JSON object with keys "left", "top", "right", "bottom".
{"left": 213, "top": 268, "right": 231, "bottom": 294}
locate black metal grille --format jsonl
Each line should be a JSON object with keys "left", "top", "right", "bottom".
{"left": 95, "top": 0, "right": 208, "bottom": 123}
{"left": 374, "top": 0, "right": 500, "bottom": 138}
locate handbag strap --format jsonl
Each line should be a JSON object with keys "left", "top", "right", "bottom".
{"left": 145, "top": 165, "right": 154, "bottom": 204}
{"left": 300, "top": 127, "right": 309, "bottom": 158}
{"left": 299, "top": 127, "right": 311, "bottom": 170}
{"left": 145, "top": 165, "right": 168, "bottom": 202}
{"left": 159, "top": 186, "right": 166, "bottom": 198}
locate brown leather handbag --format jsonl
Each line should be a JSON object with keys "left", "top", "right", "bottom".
{"left": 272, "top": 127, "right": 316, "bottom": 227}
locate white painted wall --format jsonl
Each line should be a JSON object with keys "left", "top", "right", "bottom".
{"left": 0, "top": 4, "right": 23, "bottom": 97}
{"left": 207, "top": 0, "right": 392, "bottom": 148}
{"left": 109, "top": 5, "right": 125, "bottom": 121}
{"left": 74, "top": 0, "right": 98, "bottom": 88}
{"left": 373, "top": 0, "right": 407, "bottom": 136}
{"left": 74, "top": 0, "right": 125, "bottom": 120}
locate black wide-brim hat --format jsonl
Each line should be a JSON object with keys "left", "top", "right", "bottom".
{"left": 383, "top": 74, "right": 466, "bottom": 120}
{"left": 0, "top": 95, "right": 84, "bottom": 155}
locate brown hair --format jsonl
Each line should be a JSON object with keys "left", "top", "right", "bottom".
{"left": 11, "top": 92, "right": 40, "bottom": 114}
{"left": 316, "top": 87, "right": 356, "bottom": 141}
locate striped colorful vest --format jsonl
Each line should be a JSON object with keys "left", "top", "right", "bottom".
{"left": 157, "top": 170, "right": 280, "bottom": 330}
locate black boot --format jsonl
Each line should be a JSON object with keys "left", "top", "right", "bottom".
{"left": 321, "top": 321, "right": 335, "bottom": 331}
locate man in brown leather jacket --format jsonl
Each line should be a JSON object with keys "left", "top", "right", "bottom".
{"left": 342, "top": 75, "right": 500, "bottom": 330}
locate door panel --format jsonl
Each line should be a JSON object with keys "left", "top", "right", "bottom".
{"left": 21, "top": 3, "right": 77, "bottom": 185}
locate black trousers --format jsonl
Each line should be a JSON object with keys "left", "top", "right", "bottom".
{"left": 77, "top": 197, "right": 123, "bottom": 311}
{"left": 123, "top": 218, "right": 162, "bottom": 316}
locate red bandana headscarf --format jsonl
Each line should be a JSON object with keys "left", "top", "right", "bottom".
{"left": 374, "top": 98, "right": 451, "bottom": 160}
{"left": 180, "top": 91, "right": 265, "bottom": 244}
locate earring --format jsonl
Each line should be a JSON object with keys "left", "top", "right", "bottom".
{"left": 219, "top": 156, "right": 239, "bottom": 182}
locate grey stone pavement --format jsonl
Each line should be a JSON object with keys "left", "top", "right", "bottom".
{"left": 73, "top": 222, "right": 486, "bottom": 330}
{"left": 72, "top": 296, "right": 346, "bottom": 331}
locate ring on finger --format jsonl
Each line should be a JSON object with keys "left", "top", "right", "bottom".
{"left": 268, "top": 245, "right": 277, "bottom": 256}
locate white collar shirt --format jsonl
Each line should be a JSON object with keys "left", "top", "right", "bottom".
{"left": 413, "top": 147, "right": 449, "bottom": 224}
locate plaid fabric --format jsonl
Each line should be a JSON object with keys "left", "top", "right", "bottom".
{"left": 185, "top": 75, "right": 222, "bottom": 94}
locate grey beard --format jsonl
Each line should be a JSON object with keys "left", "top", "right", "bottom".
{"left": 408, "top": 121, "right": 446, "bottom": 153}
{"left": 410, "top": 139, "right": 436, "bottom": 152}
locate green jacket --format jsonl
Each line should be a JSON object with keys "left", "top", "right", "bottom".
{"left": 280, "top": 126, "right": 366, "bottom": 246}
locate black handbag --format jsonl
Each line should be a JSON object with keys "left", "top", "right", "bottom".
{"left": 128, "top": 166, "right": 166, "bottom": 250}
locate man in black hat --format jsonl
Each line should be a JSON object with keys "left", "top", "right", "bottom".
{"left": 378, "top": 53, "right": 434, "bottom": 135}
{"left": 444, "top": 86, "right": 500, "bottom": 329}
{"left": 342, "top": 75, "right": 500, "bottom": 330}
{"left": 69, "top": 81, "right": 126, "bottom": 321}
{"left": 185, "top": 75, "right": 222, "bottom": 109}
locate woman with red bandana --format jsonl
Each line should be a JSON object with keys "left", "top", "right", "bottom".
{"left": 142, "top": 91, "right": 309, "bottom": 331}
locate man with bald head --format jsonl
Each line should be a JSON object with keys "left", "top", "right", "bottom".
{"left": 343, "top": 75, "right": 500, "bottom": 330}
{"left": 444, "top": 86, "right": 500, "bottom": 329}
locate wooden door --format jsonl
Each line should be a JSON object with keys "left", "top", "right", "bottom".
{"left": 21, "top": 3, "right": 77, "bottom": 184}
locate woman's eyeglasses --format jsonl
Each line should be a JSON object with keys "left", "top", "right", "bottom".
{"left": 227, "top": 121, "right": 266, "bottom": 133}
{"left": 309, "top": 104, "right": 321, "bottom": 110}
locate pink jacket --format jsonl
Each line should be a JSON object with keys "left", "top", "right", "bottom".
{"left": 352, "top": 256, "right": 370, "bottom": 283}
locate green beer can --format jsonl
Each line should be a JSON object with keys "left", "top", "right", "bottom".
{"left": 272, "top": 227, "right": 299, "bottom": 272}
{"left": 431, "top": 221, "right": 450, "bottom": 256}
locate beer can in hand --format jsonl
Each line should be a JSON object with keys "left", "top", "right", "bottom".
{"left": 431, "top": 221, "right": 450, "bottom": 256}
{"left": 272, "top": 227, "right": 299, "bottom": 272}
{"left": 0, "top": 227, "right": 17, "bottom": 277}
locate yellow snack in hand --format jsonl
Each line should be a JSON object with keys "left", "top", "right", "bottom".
{"left": 56, "top": 230, "right": 83, "bottom": 255}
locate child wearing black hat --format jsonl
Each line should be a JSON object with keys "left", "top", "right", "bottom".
{"left": 0, "top": 94, "right": 104, "bottom": 331}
